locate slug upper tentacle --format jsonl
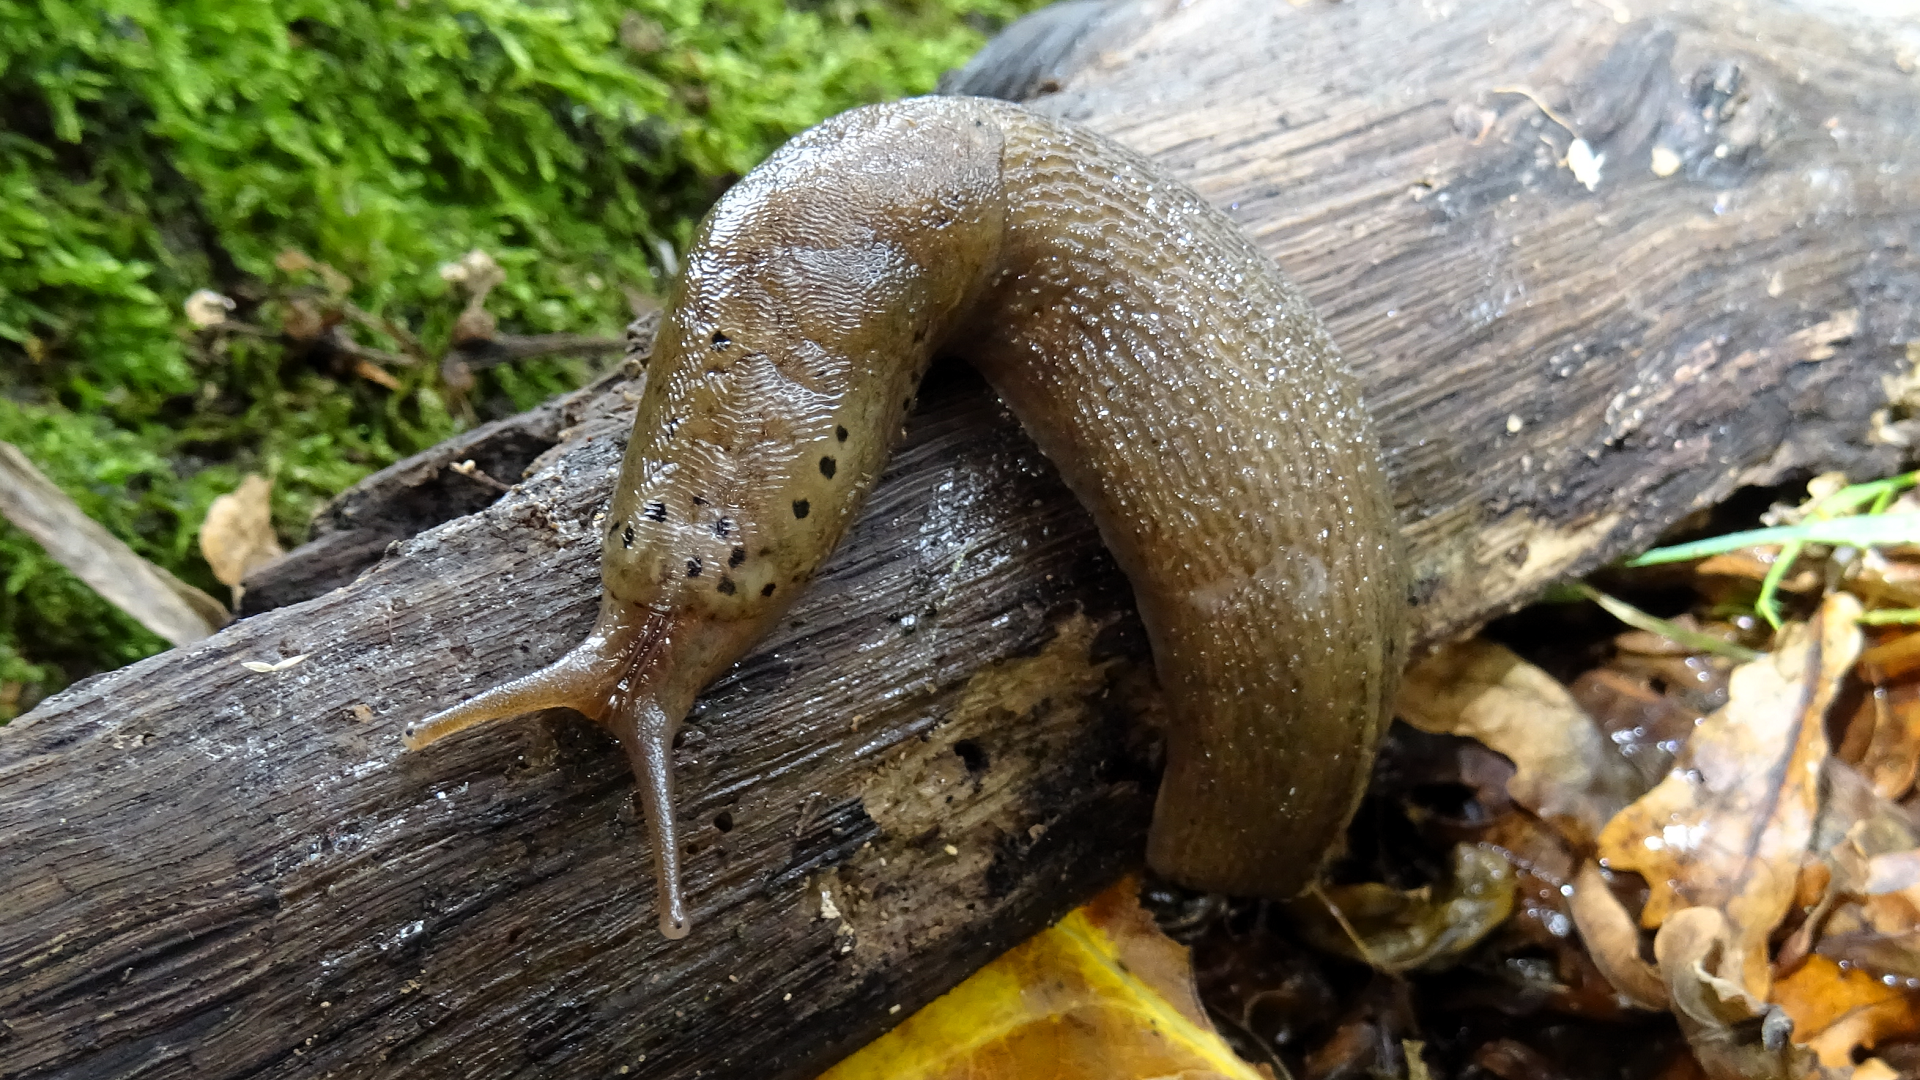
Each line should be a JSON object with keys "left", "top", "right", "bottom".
{"left": 410, "top": 96, "right": 1406, "bottom": 939}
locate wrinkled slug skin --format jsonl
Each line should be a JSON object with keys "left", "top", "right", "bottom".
{"left": 964, "top": 107, "right": 1405, "bottom": 896}
{"left": 410, "top": 95, "right": 1406, "bottom": 935}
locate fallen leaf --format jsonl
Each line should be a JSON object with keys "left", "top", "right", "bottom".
{"left": 820, "top": 878, "right": 1264, "bottom": 1080}
{"left": 1653, "top": 907, "right": 1813, "bottom": 1080}
{"left": 199, "top": 474, "right": 285, "bottom": 605}
{"left": 1290, "top": 843, "right": 1516, "bottom": 974}
{"left": 1598, "top": 593, "right": 1863, "bottom": 999}
{"left": 1473, "top": 1037, "right": 1568, "bottom": 1080}
{"left": 1569, "top": 860, "right": 1670, "bottom": 1010}
{"left": 1570, "top": 666, "right": 1710, "bottom": 787}
{"left": 1403, "top": 1039, "right": 1434, "bottom": 1080}
{"left": 1772, "top": 954, "right": 1920, "bottom": 1069}
{"left": 1400, "top": 640, "right": 1643, "bottom": 841}
{"left": 1475, "top": 815, "right": 1637, "bottom": 1018}
{"left": 1801, "top": 761, "right": 1920, "bottom": 989}
{"left": 1866, "top": 851, "right": 1920, "bottom": 895}
{"left": 1854, "top": 677, "right": 1920, "bottom": 802}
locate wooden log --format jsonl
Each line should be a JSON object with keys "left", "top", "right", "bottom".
{"left": 3, "top": 1, "right": 1917, "bottom": 1076}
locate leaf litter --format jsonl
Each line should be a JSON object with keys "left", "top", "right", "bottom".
{"left": 827, "top": 471, "right": 1920, "bottom": 1078}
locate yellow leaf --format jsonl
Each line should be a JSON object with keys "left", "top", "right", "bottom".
{"left": 821, "top": 879, "right": 1264, "bottom": 1080}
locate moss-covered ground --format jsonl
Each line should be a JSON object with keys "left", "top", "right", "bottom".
{"left": 0, "top": 0, "right": 1039, "bottom": 718}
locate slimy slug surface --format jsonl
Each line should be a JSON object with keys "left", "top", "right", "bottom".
{"left": 405, "top": 96, "right": 1407, "bottom": 940}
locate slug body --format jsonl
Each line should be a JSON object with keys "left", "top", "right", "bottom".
{"left": 408, "top": 97, "right": 1406, "bottom": 939}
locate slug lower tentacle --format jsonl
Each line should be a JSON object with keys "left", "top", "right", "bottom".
{"left": 410, "top": 95, "right": 1406, "bottom": 939}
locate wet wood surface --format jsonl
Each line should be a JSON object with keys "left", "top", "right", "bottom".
{"left": 3, "top": 0, "right": 1916, "bottom": 1076}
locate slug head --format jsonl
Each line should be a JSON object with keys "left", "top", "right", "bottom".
{"left": 601, "top": 102, "right": 1010, "bottom": 619}
{"left": 411, "top": 100, "right": 1012, "bottom": 940}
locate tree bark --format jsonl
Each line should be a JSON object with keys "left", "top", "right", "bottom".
{"left": 3, "top": 1, "right": 1916, "bottom": 1077}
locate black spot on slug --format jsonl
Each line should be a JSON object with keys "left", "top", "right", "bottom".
{"left": 644, "top": 501, "right": 667, "bottom": 522}
{"left": 686, "top": 558, "right": 703, "bottom": 577}
{"left": 713, "top": 517, "right": 732, "bottom": 538}
{"left": 792, "top": 499, "right": 810, "bottom": 519}
{"left": 717, "top": 577, "right": 736, "bottom": 596}
{"left": 762, "top": 583, "right": 777, "bottom": 597}
{"left": 713, "top": 810, "right": 733, "bottom": 832}
{"left": 711, "top": 331, "right": 730, "bottom": 350}
{"left": 622, "top": 524, "right": 635, "bottom": 548}
{"left": 729, "top": 547, "right": 746, "bottom": 567}
{"left": 819, "top": 456, "right": 836, "bottom": 479}
{"left": 836, "top": 425, "right": 849, "bottom": 442}
{"left": 692, "top": 495, "right": 708, "bottom": 506}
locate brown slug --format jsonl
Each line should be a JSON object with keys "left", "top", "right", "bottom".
{"left": 406, "top": 96, "right": 1406, "bottom": 940}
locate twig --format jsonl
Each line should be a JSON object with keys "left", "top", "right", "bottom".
{"left": 0, "top": 442, "right": 229, "bottom": 647}
{"left": 447, "top": 459, "right": 511, "bottom": 493}
{"left": 451, "top": 333, "right": 629, "bottom": 372}
{"left": 341, "top": 303, "right": 428, "bottom": 363}
{"left": 324, "top": 330, "right": 414, "bottom": 373}
{"left": 1307, "top": 882, "right": 1384, "bottom": 970}
{"left": 1488, "top": 86, "right": 1580, "bottom": 138}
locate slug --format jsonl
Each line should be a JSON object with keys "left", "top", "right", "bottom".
{"left": 407, "top": 96, "right": 1406, "bottom": 940}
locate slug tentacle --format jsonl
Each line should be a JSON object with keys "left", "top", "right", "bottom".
{"left": 403, "top": 600, "right": 663, "bottom": 751}
{"left": 408, "top": 599, "right": 698, "bottom": 939}
{"left": 606, "top": 694, "right": 690, "bottom": 940}
{"left": 412, "top": 95, "right": 1405, "bottom": 938}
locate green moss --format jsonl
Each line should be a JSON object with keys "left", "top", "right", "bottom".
{"left": 0, "top": 0, "right": 1037, "bottom": 717}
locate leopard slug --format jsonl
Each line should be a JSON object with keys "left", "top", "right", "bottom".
{"left": 406, "top": 96, "right": 1406, "bottom": 940}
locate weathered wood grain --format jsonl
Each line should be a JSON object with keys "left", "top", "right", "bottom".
{"left": 2, "top": 365, "right": 1159, "bottom": 1078}
{"left": 951, "top": 0, "right": 1918, "bottom": 633}
{"left": 3, "top": 1, "right": 1917, "bottom": 1076}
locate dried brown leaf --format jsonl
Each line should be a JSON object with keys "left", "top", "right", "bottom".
{"left": 1399, "top": 640, "right": 1643, "bottom": 841}
{"left": 199, "top": 474, "right": 285, "bottom": 604}
{"left": 1860, "top": 631, "right": 1920, "bottom": 682}
{"left": 1773, "top": 954, "right": 1920, "bottom": 1070}
{"left": 1599, "top": 593, "right": 1864, "bottom": 999}
{"left": 1856, "top": 680, "right": 1920, "bottom": 802}
{"left": 1653, "top": 907, "right": 1814, "bottom": 1080}
{"left": 1569, "top": 860, "right": 1670, "bottom": 1010}
{"left": 1570, "top": 667, "right": 1710, "bottom": 787}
